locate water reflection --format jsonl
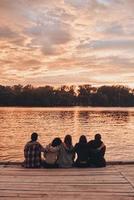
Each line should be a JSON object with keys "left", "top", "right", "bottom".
{"left": 0, "top": 107, "right": 134, "bottom": 162}
{"left": 78, "top": 111, "right": 90, "bottom": 121}
{"left": 110, "top": 111, "right": 129, "bottom": 122}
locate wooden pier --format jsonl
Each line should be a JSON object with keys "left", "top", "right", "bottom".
{"left": 0, "top": 164, "right": 134, "bottom": 200}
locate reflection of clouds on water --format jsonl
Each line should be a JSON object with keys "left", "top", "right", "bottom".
{"left": 0, "top": 107, "right": 134, "bottom": 161}
{"left": 78, "top": 111, "right": 90, "bottom": 122}
{"left": 58, "top": 111, "right": 74, "bottom": 120}
{"left": 105, "top": 111, "right": 129, "bottom": 122}
{"left": 74, "top": 111, "right": 91, "bottom": 141}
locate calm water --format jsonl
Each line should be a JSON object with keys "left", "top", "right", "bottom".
{"left": 0, "top": 107, "right": 134, "bottom": 162}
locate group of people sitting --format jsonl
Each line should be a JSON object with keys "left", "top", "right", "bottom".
{"left": 23, "top": 132, "right": 106, "bottom": 168}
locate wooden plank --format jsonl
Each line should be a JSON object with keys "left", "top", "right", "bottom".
{"left": 0, "top": 191, "right": 134, "bottom": 197}
{"left": 0, "top": 172, "right": 125, "bottom": 177}
{"left": 0, "top": 195, "right": 134, "bottom": 200}
{"left": 0, "top": 197, "right": 134, "bottom": 200}
{"left": 0, "top": 165, "right": 114, "bottom": 170}
{"left": 115, "top": 165, "right": 134, "bottom": 172}
{"left": 0, "top": 170, "right": 119, "bottom": 176}
{"left": 0, "top": 198, "right": 133, "bottom": 200}
{"left": 0, "top": 183, "right": 133, "bottom": 192}
{"left": 0, "top": 176, "right": 127, "bottom": 184}
{"left": 121, "top": 174, "right": 134, "bottom": 188}
{"left": 0, "top": 173, "right": 123, "bottom": 178}
{"left": 0, "top": 168, "right": 117, "bottom": 174}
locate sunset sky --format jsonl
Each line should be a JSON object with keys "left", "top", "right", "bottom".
{"left": 0, "top": 0, "right": 134, "bottom": 87}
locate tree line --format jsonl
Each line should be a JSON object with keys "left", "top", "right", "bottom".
{"left": 0, "top": 84, "right": 133, "bottom": 107}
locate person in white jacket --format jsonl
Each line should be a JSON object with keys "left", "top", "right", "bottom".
{"left": 43, "top": 137, "right": 62, "bottom": 168}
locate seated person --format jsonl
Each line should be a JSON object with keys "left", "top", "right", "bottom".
{"left": 57, "top": 135, "right": 74, "bottom": 168}
{"left": 23, "top": 132, "right": 44, "bottom": 168}
{"left": 43, "top": 137, "right": 62, "bottom": 168}
{"left": 74, "top": 135, "right": 89, "bottom": 167}
{"left": 88, "top": 133, "right": 106, "bottom": 167}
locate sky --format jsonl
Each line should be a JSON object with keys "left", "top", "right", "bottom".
{"left": 0, "top": 0, "right": 134, "bottom": 87}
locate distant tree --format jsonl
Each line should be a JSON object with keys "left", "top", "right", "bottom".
{"left": 0, "top": 85, "right": 14, "bottom": 106}
{"left": 91, "top": 93, "right": 109, "bottom": 106}
{"left": 0, "top": 84, "right": 133, "bottom": 107}
{"left": 77, "top": 85, "right": 93, "bottom": 106}
{"left": 96, "top": 85, "right": 133, "bottom": 106}
{"left": 54, "top": 85, "right": 76, "bottom": 106}
{"left": 35, "top": 86, "right": 54, "bottom": 106}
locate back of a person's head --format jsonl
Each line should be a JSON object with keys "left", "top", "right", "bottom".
{"left": 95, "top": 133, "right": 101, "bottom": 141}
{"left": 52, "top": 137, "right": 62, "bottom": 147}
{"left": 79, "top": 135, "right": 87, "bottom": 144}
{"left": 64, "top": 134, "right": 72, "bottom": 147}
{"left": 31, "top": 132, "right": 38, "bottom": 141}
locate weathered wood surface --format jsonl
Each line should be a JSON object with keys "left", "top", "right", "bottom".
{"left": 0, "top": 165, "right": 134, "bottom": 200}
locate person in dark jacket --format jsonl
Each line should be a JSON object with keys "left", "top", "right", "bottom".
{"left": 74, "top": 135, "right": 89, "bottom": 167}
{"left": 88, "top": 133, "right": 106, "bottom": 167}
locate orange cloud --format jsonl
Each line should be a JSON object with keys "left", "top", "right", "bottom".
{"left": 0, "top": 0, "right": 134, "bottom": 88}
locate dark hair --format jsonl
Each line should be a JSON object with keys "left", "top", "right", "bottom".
{"left": 79, "top": 135, "right": 87, "bottom": 144}
{"left": 95, "top": 133, "right": 101, "bottom": 141}
{"left": 64, "top": 135, "right": 72, "bottom": 147}
{"left": 52, "top": 137, "right": 62, "bottom": 147}
{"left": 31, "top": 132, "right": 38, "bottom": 141}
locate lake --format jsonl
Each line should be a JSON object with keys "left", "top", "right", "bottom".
{"left": 0, "top": 107, "right": 134, "bottom": 162}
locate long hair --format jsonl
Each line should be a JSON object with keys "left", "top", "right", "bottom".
{"left": 79, "top": 135, "right": 87, "bottom": 144}
{"left": 64, "top": 135, "right": 72, "bottom": 148}
{"left": 94, "top": 133, "right": 102, "bottom": 147}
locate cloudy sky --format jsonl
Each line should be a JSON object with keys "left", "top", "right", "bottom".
{"left": 0, "top": 0, "right": 134, "bottom": 87}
